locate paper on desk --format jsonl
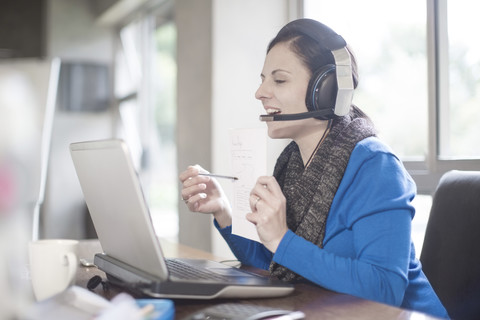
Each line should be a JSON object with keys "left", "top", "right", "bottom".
{"left": 23, "top": 286, "right": 162, "bottom": 320}
{"left": 229, "top": 128, "right": 267, "bottom": 243}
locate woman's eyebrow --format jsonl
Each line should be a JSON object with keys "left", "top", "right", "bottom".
{"left": 260, "top": 69, "right": 291, "bottom": 78}
{"left": 271, "top": 69, "right": 291, "bottom": 75}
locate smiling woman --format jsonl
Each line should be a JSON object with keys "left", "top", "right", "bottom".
{"left": 179, "top": 18, "right": 449, "bottom": 319}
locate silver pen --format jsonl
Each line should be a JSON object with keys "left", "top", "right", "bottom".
{"left": 273, "top": 311, "right": 305, "bottom": 320}
{"left": 198, "top": 173, "right": 238, "bottom": 180}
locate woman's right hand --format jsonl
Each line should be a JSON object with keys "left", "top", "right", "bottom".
{"left": 179, "top": 165, "right": 232, "bottom": 228}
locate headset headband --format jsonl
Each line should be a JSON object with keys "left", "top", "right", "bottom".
{"left": 285, "top": 19, "right": 354, "bottom": 117}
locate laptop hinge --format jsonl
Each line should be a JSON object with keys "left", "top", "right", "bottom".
{"left": 94, "top": 253, "right": 162, "bottom": 284}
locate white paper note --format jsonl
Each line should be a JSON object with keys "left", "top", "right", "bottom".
{"left": 229, "top": 128, "right": 267, "bottom": 242}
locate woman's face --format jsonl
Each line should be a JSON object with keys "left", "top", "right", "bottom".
{"left": 255, "top": 41, "right": 319, "bottom": 139}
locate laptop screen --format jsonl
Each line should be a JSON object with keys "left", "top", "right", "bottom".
{"left": 70, "top": 139, "right": 169, "bottom": 280}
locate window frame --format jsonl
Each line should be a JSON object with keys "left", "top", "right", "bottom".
{"left": 409, "top": 0, "right": 480, "bottom": 194}
{"left": 300, "top": 0, "right": 480, "bottom": 195}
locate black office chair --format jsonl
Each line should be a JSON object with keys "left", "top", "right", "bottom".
{"left": 420, "top": 170, "right": 480, "bottom": 320}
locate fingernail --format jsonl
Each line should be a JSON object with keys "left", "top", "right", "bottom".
{"left": 199, "top": 193, "right": 207, "bottom": 199}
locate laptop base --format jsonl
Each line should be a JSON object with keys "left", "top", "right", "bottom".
{"left": 94, "top": 253, "right": 294, "bottom": 300}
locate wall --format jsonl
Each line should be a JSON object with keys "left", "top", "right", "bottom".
{"left": 41, "top": 0, "right": 115, "bottom": 239}
{"left": 0, "top": 0, "right": 46, "bottom": 58}
{"left": 47, "top": 0, "right": 114, "bottom": 63}
{"left": 175, "top": 0, "right": 292, "bottom": 255}
{"left": 176, "top": 0, "right": 214, "bottom": 252}
{"left": 210, "top": 0, "right": 291, "bottom": 257}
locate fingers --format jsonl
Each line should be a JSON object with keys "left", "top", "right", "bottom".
{"left": 179, "top": 165, "right": 230, "bottom": 215}
{"left": 181, "top": 185, "right": 207, "bottom": 204}
{"left": 249, "top": 176, "right": 281, "bottom": 210}
{"left": 245, "top": 211, "right": 259, "bottom": 225}
{"left": 180, "top": 165, "right": 209, "bottom": 210}
{"left": 181, "top": 178, "right": 207, "bottom": 203}
{"left": 249, "top": 194, "right": 261, "bottom": 212}
{"left": 179, "top": 165, "right": 209, "bottom": 195}
{"left": 179, "top": 165, "right": 202, "bottom": 183}
{"left": 256, "top": 176, "right": 282, "bottom": 195}
{"left": 248, "top": 176, "right": 275, "bottom": 221}
{"left": 247, "top": 176, "right": 288, "bottom": 252}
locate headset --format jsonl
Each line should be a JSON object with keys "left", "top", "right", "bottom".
{"left": 259, "top": 19, "right": 354, "bottom": 122}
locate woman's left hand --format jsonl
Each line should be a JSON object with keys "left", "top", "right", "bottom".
{"left": 246, "top": 176, "right": 288, "bottom": 253}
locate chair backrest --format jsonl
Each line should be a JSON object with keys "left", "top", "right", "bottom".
{"left": 420, "top": 170, "right": 480, "bottom": 320}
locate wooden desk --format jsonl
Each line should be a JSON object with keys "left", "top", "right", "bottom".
{"left": 76, "top": 240, "right": 437, "bottom": 320}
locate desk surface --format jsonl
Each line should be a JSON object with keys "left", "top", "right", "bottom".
{"left": 76, "top": 239, "right": 437, "bottom": 320}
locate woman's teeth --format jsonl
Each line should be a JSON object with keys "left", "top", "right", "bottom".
{"left": 266, "top": 108, "right": 281, "bottom": 115}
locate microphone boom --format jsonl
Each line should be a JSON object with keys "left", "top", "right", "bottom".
{"left": 259, "top": 109, "right": 333, "bottom": 121}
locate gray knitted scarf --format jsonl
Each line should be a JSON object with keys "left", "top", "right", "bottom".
{"left": 269, "top": 112, "right": 376, "bottom": 281}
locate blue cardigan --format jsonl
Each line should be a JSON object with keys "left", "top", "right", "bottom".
{"left": 216, "top": 137, "right": 449, "bottom": 319}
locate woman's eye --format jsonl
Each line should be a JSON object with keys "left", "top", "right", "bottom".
{"left": 275, "top": 79, "right": 286, "bottom": 84}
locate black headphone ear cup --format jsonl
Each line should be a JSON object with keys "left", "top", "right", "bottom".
{"left": 306, "top": 64, "right": 337, "bottom": 119}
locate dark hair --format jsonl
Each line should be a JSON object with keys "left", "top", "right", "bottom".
{"left": 267, "top": 19, "right": 371, "bottom": 121}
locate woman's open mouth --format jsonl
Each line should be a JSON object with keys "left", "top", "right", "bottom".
{"left": 266, "top": 108, "right": 281, "bottom": 115}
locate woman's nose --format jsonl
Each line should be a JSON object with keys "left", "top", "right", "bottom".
{"left": 255, "top": 81, "right": 270, "bottom": 101}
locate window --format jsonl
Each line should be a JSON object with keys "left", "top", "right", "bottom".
{"left": 114, "top": 3, "right": 178, "bottom": 241}
{"left": 148, "top": 20, "right": 178, "bottom": 240}
{"left": 439, "top": 0, "right": 480, "bottom": 158}
{"left": 303, "top": 0, "right": 480, "bottom": 194}
{"left": 304, "top": 0, "right": 428, "bottom": 160}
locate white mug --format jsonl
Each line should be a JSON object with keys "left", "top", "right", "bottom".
{"left": 28, "top": 239, "right": 79, "bottom": 301}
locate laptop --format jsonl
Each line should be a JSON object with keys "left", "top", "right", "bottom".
{"left": 69, "top": 139, "right": 294, "bottom": 299}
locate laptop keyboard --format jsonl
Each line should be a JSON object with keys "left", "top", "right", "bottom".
{"left": 166, "top": 259, "right": 231, "bottom": 282}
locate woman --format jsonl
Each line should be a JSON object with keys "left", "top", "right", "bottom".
{"left": 179, "top": 19, "right": 448, "bottom": 319}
